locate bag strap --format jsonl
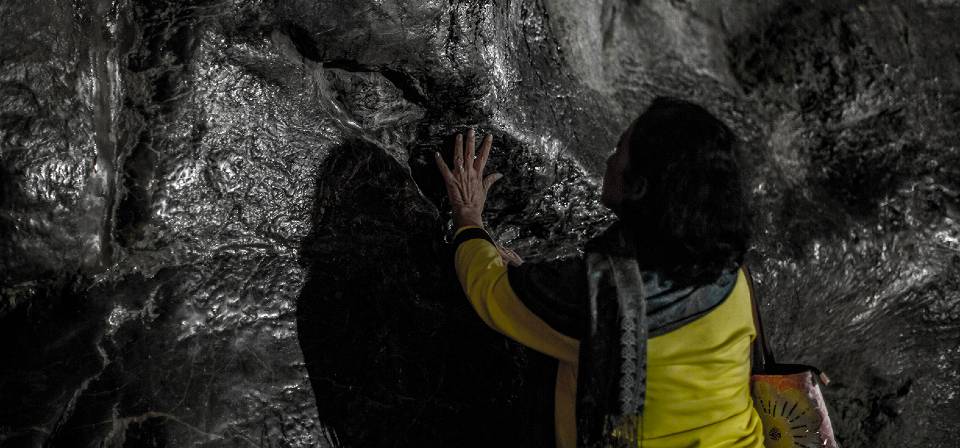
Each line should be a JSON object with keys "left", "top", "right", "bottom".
{"left": 743, "top": 264, "right": 776, "bottom": 372}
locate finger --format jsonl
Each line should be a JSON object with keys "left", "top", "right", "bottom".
{"left": 434, "top": 152, "right": 462, "bottom": 202}
{"left": 482, "top": 172, "right": 504, "bottom": 191}
{"left": 434, "top": 156, "right": 463, "bottom": 202}
{"left": 434, "top": 151, "right": 453, "bottom": 182}
{"left": 502, "top": 248, "right": 522, "bottom": 266}
{"left": 453, "top": 133, "right": 464, "bottom": 172}
{"left": 465, "top": 128, "right": 476, "bottom": 172}
{"left": 475, "top": 134, "right": 492, "bottom": 171}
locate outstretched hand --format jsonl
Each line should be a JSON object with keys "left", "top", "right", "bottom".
{"left": 434, "top": 128, "right": 503, "bottom": 229}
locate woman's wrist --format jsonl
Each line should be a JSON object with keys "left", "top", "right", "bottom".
{"left": 453, "top": 211, "right": 483, "bottom": 229}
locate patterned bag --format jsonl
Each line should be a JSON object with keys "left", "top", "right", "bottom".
{"left": 744, "top": 265, "right": 840, "bottom": 448}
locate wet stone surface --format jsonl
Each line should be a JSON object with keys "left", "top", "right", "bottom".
{"left": 1, "top": 1, "right": 959, "bottom": 447}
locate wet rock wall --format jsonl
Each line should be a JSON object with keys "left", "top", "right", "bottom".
{"left": 1, "top": 1, "right": 959, "bottom": 447}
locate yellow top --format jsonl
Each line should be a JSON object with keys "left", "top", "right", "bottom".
{"left": 453, "top": 225, "right": 764, "bottom": 448}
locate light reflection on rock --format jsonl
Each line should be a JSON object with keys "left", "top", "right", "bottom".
{"left": 1, "top": 1, "right": 958, "bottom": 447}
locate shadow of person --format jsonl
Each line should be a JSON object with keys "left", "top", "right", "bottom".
{"left": 296, "top": 137, "right": 556, "bottom": 447}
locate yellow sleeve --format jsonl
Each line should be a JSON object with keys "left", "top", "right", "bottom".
{"left": 453, "top": 226, "right": 579, "bottom": 364}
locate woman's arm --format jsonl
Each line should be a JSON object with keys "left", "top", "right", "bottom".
{"left": 437, "top": 129, "right": 581, "bottom": 362}
{"left": 453, "top": 225, "right": 579, "bottom": 364}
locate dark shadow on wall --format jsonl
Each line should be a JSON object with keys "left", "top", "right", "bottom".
{"left": 0, "top": 275, "right": 109, "bottom": 447}
{"left": 295, "top": 138, "right": 557, "bottom": 448}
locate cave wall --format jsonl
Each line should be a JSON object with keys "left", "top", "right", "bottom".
{"left": 1, "top": 0, "right": 959, "bottom": 447}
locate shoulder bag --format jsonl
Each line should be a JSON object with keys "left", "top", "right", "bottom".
{"left": 744, "top": 265, "right": 840, "bottom": 448}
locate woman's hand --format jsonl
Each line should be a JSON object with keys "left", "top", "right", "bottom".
{"left": 496, "top": 244, "right": 524, "bottom": 267}
{"left": 434, "top": 128, "right": 503, "bottom": 229}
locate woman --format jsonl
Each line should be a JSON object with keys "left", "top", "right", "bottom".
{"left": 434, "top": 97, "right": 764, "bottom": 447}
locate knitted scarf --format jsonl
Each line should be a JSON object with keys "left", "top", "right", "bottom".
{"left": 576, "top": 221, "right": 738, "bottom": 447}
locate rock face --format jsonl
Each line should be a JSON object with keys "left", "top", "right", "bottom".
{"left": 1, "top": 1, "right": 958, "bottom": 447}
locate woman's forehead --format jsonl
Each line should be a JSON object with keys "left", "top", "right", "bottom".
{"left": 618, "top": 119, "right": 637, "bottom": 149}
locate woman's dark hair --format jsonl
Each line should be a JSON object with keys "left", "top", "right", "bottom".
{"left": 620, "top": 97, "right": 751, "bottom": 286}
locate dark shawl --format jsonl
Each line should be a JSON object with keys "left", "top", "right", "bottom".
{"left": 508, "top": 220, "right": 738, "bottom": 447}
